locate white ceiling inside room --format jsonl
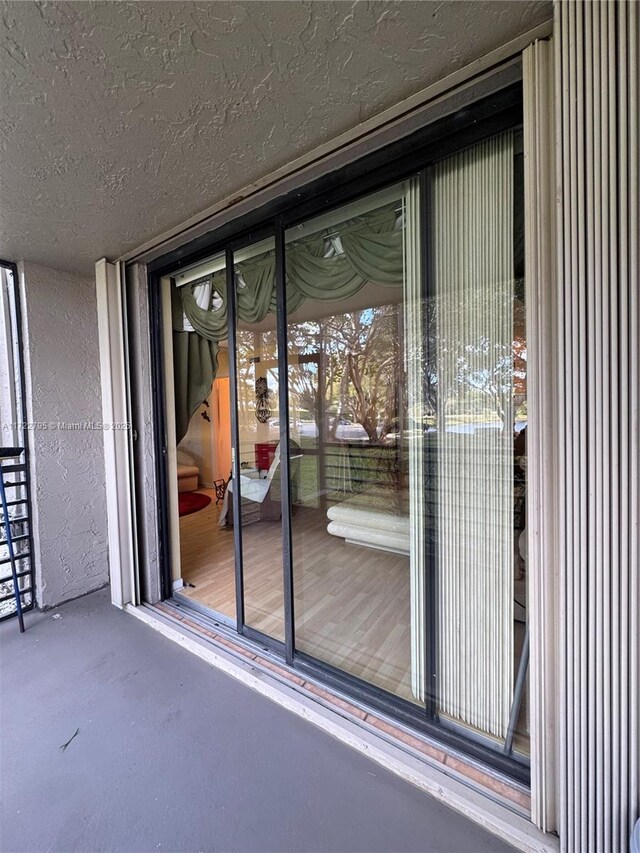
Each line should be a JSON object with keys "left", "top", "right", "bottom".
{"left": 0, "top": 1, "right": 551, "bottom": 275}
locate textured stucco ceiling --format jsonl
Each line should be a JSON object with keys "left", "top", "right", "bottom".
{"left": 0, "top": 1, "right": 551, "bottom": 275}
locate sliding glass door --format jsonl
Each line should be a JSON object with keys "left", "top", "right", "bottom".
{"left": 171, "top": 252, "right": 238, "bottom": 624}
{"left": 166, "top": 119, "right": 528, "bottom": 765}
{"left": 229, "top": 238, "right": 285, "bottom": 642}
{"left": 281, "top": 131, "right": 527, "bottom": 750}
{"left": 284, "top": 181, "right": 423, "bottom": 704}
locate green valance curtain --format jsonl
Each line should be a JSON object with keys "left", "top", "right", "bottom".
{"left": 172, "top": 203, "right": 404, "bottom": 443}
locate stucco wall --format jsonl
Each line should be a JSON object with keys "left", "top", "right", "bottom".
{"left": 0, "top": 2, "right": 552, "bottom": 275}
{"left": 19, "top": 261, "right": 109, "bottom": 608}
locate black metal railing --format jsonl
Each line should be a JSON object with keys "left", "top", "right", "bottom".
{"left": 0, "top": 260, "right": 35, "bottom": 624}
{"left": 0, "top": 449, "right": 33, "bottom": 628}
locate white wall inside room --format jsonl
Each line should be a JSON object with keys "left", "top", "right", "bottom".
{"left": 178, "top": 397, "right": 213, "bottom": 488}
{"left": 19, "top": 261, "right": 109, "bottom": 608}
{"left": 179, "top": 400, "right": 214, "bottom": 487}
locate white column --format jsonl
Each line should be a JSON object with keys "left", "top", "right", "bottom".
{"left": 96, "top": 259, "right": 137, "bottom": 607}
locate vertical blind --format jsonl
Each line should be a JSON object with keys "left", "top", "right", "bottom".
{"left": 432, "top": 132, "right": 516, "bottom": 738}
{"left": 555, "top": 1, "right": 639, "bottom": 850}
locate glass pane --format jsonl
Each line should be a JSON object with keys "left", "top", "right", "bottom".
{"left": 232, "top": 239, "right": 285, "bottom": 641}
{"left": 173, "top": 253, "right": 237, "bottom": 623}
{"left": 428, "top": 130, "right": 528, "bottom": 753}
{"left": 286, "top": 183, "right": 423, "bottom": 704}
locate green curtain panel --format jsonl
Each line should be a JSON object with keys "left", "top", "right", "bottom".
{"left": 172, "top": 332, "right": 219, "bottom": 444}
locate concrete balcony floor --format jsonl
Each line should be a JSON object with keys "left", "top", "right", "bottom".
{"left": 0, "top": 589, "right": 514, "bottom": 853}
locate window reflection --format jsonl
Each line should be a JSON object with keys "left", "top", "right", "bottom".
{"left": 287, "top": 184, "right": 419, "bottom": 704}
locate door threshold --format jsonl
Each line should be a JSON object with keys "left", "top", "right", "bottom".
{"left": 172, "top": 589, "right": 236, "bottom": 631}
{"left": 125, "top": 599, "right": 558, "bottom": 853}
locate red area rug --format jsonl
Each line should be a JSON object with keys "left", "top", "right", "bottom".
{"left": 178, "top": 491, "right": 211, "bottom": 517}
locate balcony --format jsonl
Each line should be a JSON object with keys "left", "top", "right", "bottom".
{"left": 0, "top": 588, "right": 515, "bottom": 853}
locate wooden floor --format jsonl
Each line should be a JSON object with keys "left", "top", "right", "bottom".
{"left": 179, "top": 490, "right": 530, "bottom": 753}
{"left": 178, "top": 490, "right": 238, "bottom": 623}
{"left": 178, "top": 489, "right": 415, "bottom": 702}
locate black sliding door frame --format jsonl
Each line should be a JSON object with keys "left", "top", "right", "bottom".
{"left": 148, "top": 273, "right": 173, "bottom": 601}
{"left": 421, "top": 168, "right": 439, "bottom": 721}
{"left": 274, "top": 224, "right": 296, "bottom": 665}
{"left": 226, "top": 227, "right": 287, "bottom": 656}
{"left": 146, "top": 81, "right": 530, "bottom": 783}
{"left": 225, "top": 245, "right": 245, "bottom": 632}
